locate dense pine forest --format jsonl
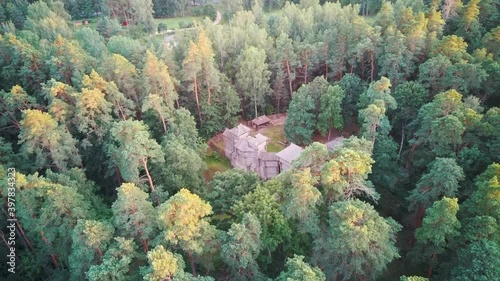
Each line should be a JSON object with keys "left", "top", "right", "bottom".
{"left": 0, "top": 0, "right": 499, "bottom": 280}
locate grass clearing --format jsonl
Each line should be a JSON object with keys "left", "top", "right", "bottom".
{"left": 154, "top": 16, "right": 204, "bottom": 30}
{"left": 203, "top": 148, "right": 231, "bottom": 182}
{"left": 259, "top": 125, "right": 286, "bottom": 152}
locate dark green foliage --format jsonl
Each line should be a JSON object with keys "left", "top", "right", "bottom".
{"left": 207, "top": 169, "right": 260, "bottom": 214}
{"left": 284, "top": 86, "right": 316, "bottom": 145}
{"left": 1, "top": 1, "right": 500, "bottom": 280}
{"left": 449, "top": 240, "right": 500, "bottom": 281}
{"left": 313, "top": 199, "right": 401, "bottom": 280}
{"left": 276, "top": 255, "right": 325, "bottom": 281}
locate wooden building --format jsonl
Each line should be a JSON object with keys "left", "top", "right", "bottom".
{"left": 223, "top": 124, "right": 305, "bottom": 180}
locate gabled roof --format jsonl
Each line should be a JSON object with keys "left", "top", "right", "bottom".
{"left": 222, "top": 128, "right": 233, "bottom": 138}
{"left": 252, "top": 115, "right": 271, "bottom": 126}
{"left": 259, "top": 151, "right": 279, "bottom": 161}
{"left": 231, "top": 124, "right": 251, "bottom": 136}
{"left": 255, "top": 133, "right": 269, "bottom": 143}
{"left": 235, "top": 138, "right": 254, "bottom": 152}
{"left": 325, "top": 137, "right": 346, "bottom": 150}
{"left": 276, "top": 143, "right": 303, "bottom": 164}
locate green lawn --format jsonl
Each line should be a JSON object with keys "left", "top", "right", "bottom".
{"left": 259, "top": 125, "right": 286, "bottom": 152}
{"left": 154, "top": 16, "right": 203, "bottom": 30}
{"left": 203, "top": 149, "right": 231, "bottom": 182}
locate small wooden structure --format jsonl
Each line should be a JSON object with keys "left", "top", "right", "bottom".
{"left": 251, "top": 115, "right": 271, "bottom": 129}
{"left": 276, "top": 143, "right": 304, "bottom": 172}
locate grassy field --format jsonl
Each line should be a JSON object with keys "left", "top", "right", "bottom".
{"left": 258, "top": 125, "right": 286, "bottom": 152}
{"left": 203, "top": 148, "right": 231, "bottom": 182}
{"left": 154, "top": 16, "right": 203, "bottom": 30}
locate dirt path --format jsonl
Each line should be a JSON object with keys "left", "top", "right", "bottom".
{"left": 213, "top": 11, "right": 222, "bottom": 25}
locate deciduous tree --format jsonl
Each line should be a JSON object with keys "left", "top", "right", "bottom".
{"left": 236, "top": 46, "right": 271, "bottom": 118}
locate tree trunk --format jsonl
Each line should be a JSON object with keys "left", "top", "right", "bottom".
{"left": 97, "top": 247, "right": 103, "bottom": 258}
{"left": 254, "top": 93, "right": 258, "bottom": 119}
{"left": 194, "top": 77, "right": 202, "bottom": 124}
{"left": 142, "top": 157, "right": 155, "bottom": 192}
{"left": 286, "top": 60, "right": 293, "bottom": 94}
{"left": 142, "top": 239, "right": 149, "bottom": 253}
{"left": 0, "top": 205, "right": 34, "bottom": 252}
{"left": 406, "top": 142, "right": 419, "bottom": 168}
{"left": 428, "top": 252, "right": 437, "bottom": 278}
{"left": 207, "top": 81, "right": 211, "bottom": 105}
{"left": 416, "top": 206, "right": 425, "bottom": 228}
{"left": 40, "top": 230, "right": 59, "bottom": 268}
{"left": 115, "top": 168, "right": 122, "bottom": 186}
{"left": 304, "top": 58, "right": 309, "bottom": 84}
{"left": 159, "top": 113, "right": 167, "bottom": 133}
{"left": 188, "top": 251, "right": 197, "bottom": 277}
{"left": 117, "top": 102, "right": 127, "bottom": 120}
{"left": 370, "top": 51, "right": 375, "bottom": 82}
{"left": 398, "top": 125, "right": 405, "bottom": 158}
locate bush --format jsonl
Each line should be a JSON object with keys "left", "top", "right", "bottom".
{"left": 202, "top": 4, "right": 217, "bottom": 21}
{"left": 178, "top": 21, "right": 193, "bottom": 29}
{"left": 158, "top": 23, "right": 167, "bottom": 33}
{"left": 193, "top": 4, "right": 217, "bottom": 21}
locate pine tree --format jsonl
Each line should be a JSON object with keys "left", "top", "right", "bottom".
{"left": 313, "top": 199, "right": 401, "bottom": 280}
{"left": 142, "top": 50, "right": 178, "bottom": 111}
{"left": 221, "top": 213, "right": 262, "bottom": 279}
{"left": 86, "top": 237, "right": 140, "bottom": 281}
{"left": 157, "top": 189, "right": 217, "bottom": 276}
{"left": 359, "top": 99, "right": 389, "bottom": 147}
{"left": 75, "top": 88, "right": 113, "bottom": 137}
{"left": 182, "top": 41, "right": 203, "bottom": 123}
{"left": 282, "top": 168, "right": 321, "bottom": 235}
{"left": 276, "top": 255, "right": 325, "bottom": 281}
{"left": 111, "top": 183, "right": 157, "bottom": 253}
{"left": 320, "top": 142, "right": 378, "bottom": 203}
{"left": 106, "top": 120, "right": 164, "bottom": 191}
{"left": 69, "top": 220, "right": 114, "bottom": 281}
{"left": 414, "top": 197, "right": 461, "bottom": 278}
{"left": 19, "top": 109, "right": 81, "bottom": 171}
{"left": 82, "top": 70, "right": 135, "bottom": 121}
{"left": 407, "top": 158, "right": 464, "bottom": 227}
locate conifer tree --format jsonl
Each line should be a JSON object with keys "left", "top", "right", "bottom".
{"left": 313, "top": 199, "right": 401, "bottom": 280}
{"left": 75, "top": 88, "right": 113, "bottom": 137}
{"left": 86, "top": 237, "right": 140, "bottom": 281}
{"left": 157, "top": 189, "right": 218, "bottom": 276}
{"left": 111, "top": 183, "right": 157, "bottom": 253}
{"left": 414, "top": 197, "right": 461, "bottom": 278}
{"left": 69, "top": 220, "right": 114, "bottom": 281}
{"left": 142, "top": 50, "right": 178, "bottom": 110}
{"left": 19, "top": 109, "right": 81, "bottom": 171}
{"left": 82, "top": 70, "right": 135, "bottom": 121}
{"left": 321, "top": 143, "right": 378, "bottom": 203}
{"left": 276, "top": 255, "right": 325, "bottom": 281}
{"left": 221, "top": 213, "right": 262, "bottom": 279}
{"left": 106, "top": 120, "right": 164, "bottom": 191}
